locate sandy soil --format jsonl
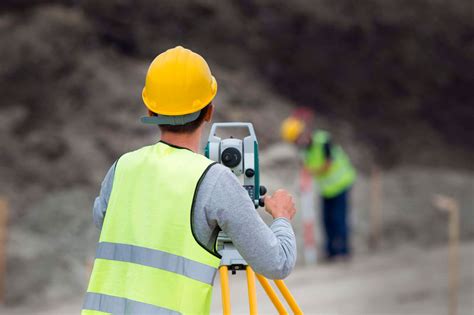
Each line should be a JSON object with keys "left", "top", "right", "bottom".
{"left": 2, "top": 241, "right": 473, "bottom": 315}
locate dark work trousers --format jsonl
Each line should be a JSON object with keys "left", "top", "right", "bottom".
{"left": 321, "top": 188, "right": 351, "bottom": 258}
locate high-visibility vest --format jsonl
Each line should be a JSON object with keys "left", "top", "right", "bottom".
{"left": 304, "top": 130, "right": 356, "bottom": 198}
{"left": 82, "top": 142, "right": 221, "bottom": 315}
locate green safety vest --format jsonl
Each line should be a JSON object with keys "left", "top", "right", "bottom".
{"left": 304, "top": 131, "right": 356, "bottom": 198}
{"left": 82, "top": 142, "right": 221, "bottom": 315}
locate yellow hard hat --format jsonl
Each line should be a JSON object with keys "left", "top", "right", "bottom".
{"left": 142, "top": 46, "right": 218, "bottom": 116}
{"left": 281, "top": 117, "right": 305, "bottom": 143}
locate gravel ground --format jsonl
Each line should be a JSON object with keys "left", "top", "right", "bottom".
{"left": 3, "top": 241, "right": 473, "bottom": 315}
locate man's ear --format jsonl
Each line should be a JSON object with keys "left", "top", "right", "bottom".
{"left": 204, "top": 105, "right": 214, "bottom": 122}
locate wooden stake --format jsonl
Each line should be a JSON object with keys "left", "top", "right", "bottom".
{"left": 369, "top": 165, "right": 382, "bottom": 250}
{"left": 433, "top": 194, "right": 459, "bottom": 315}
{"left": 0, "top": 198, "right": 8, "bottom": 304}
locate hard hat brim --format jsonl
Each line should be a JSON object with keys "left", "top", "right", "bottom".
{"left": 140, "top": 111, "right": 201, "bottom": 126}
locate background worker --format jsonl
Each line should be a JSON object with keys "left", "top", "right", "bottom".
{"left": 281, "top": 110, "right": 356, "bottom": 261}
{"left": 82, "top": 46, "right": 297, "bottom": 315}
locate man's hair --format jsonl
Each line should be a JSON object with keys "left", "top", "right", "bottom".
{"left": 157, "top": 104, "right": 211, "bottom": 134}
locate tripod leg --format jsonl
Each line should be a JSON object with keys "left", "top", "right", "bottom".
{"left": 274, "top": 280, "right": 303, "bottom": 315}
{"left": 255, "top": 274, "right": 288, "bottom": 315}
{"left": 246, "top": 267, "right": 258, "bottom": 314}
{"left": 220, "top": 266, "right": 231, "bottom": 315}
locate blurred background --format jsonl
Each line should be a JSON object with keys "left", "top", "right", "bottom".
{"left": 0, "top": 0, "right": 473, "bottom": 314}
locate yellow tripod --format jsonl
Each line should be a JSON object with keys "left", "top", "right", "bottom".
{"left": 217, "top": 234, "right": 303, "bottom": 314}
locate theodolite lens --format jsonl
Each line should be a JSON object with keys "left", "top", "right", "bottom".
{"left": 221, "top": 147, "right": 241, "bottom": 168}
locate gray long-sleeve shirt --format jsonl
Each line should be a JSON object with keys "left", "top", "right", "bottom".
{"left": 93, "top": 158, "right": 296, "bottom": 279}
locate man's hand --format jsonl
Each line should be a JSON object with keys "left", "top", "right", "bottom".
{"left": 264, "top": 189, "right": 297, "bottom": 220}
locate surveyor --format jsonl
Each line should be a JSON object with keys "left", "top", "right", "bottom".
{"left": 281, "top": 109, "right": 355, "bottom": 261}
{"left": 82, "top": 46, "right": 297, "bottom": 315}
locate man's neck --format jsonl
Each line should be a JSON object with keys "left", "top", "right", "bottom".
{"left": 160, "top": 130, "right": 202, "bottom": 153}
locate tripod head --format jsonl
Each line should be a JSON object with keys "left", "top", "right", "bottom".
{"left": 216, "top": 233, "right": 247, "bottom": 273}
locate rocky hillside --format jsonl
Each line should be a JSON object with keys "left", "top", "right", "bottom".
{"left": 1, "top": 0, "right": 472, "bottom": 210}
{"left": 1, "top": 1, "right": 473, "bottom": 169}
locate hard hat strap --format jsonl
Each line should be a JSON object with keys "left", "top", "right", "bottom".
{"left": 140, "top": 111, "right": 201, "bottom": 126}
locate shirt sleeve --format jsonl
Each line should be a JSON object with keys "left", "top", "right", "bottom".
{"left": 92, "top": 162, "right": 116, "bottom": 230}
{"left": 204, "top": 165, "right": 297, "bottom": 279}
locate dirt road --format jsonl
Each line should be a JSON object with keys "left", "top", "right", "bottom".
{"left": 3, "top": 241, "right": 473, "bottom": 314}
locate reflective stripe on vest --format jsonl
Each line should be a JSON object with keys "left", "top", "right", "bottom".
{"left": 83, "top": 292, "right": 179, "bottom": 315}
{"left": 83, "top": 142, "right": 221, "bottom": 315}
{"left": 305, "top": 131, "right": 356, "bottom": 198}
{"left": 95, "top": 242, "right": 217, "bottom": 285}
